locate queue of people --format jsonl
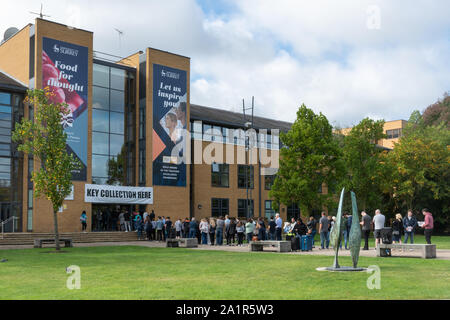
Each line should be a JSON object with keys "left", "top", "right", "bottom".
{"left": 81, "top": 208, "right": 435, "bottom": 247}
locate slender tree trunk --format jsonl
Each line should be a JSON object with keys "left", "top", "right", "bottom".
{"left": 53, "top": 209, "right": 60, "bottom": 251}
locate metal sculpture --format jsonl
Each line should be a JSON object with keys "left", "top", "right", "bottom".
{"left": 349, "top": 191, "right": 362, "bottom": 268}
{"left": 317, "top": 188, "right": 366, "bottom": 272}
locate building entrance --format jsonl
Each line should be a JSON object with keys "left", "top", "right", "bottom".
{"left": 91, "top": 203, "right": 134, "bottom": 232}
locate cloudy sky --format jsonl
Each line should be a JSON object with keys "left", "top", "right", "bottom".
{"left": 1, "top": 0, "right": 449, "bottom": 127}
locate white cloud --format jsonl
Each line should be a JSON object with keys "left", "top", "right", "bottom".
{"left": 1, "top": 0, "right": 449, "bottom": 126}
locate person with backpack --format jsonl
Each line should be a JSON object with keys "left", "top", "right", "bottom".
{"left": 257, "top": 218, "right": 266, "bottom": 242}
{"left": 175, "top": 219, "right": 182, "bottom": 239}
{"left": 245, "top": 218, "right": 255, "bottom": 244}
{"left": 189, "top": 218, "right": 198, "bottom": 239}
{"left": 134, "top": 213, "right": 143, "bottom": 240}
{"left": 80, "top": 211, "right": 87, "bottom": 232}
{"left": 307, "top": 216, "right": 317, "bottom": 247}
{"left": 165, "top": 217, "right": 173, "bottom": 239}
{"left": 372, "top": 209, "right": 386, "bottom": 247}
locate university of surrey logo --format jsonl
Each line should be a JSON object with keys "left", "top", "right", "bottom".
{"left": 53, "top": 44, "right": 60, "bottom": 53}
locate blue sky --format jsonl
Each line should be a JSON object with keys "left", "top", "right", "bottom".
{"left": 1, "top": 0, "right": 449, "bottom": 127}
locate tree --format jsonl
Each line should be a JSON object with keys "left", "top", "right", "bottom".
{"left": 422, "top": 92, "right": 449, "bottom": 128}
{"left": 383, "top": 110, "right": 450, "bottom": 230}
{"left": 269, "top": 104, "right": 344, "bottom": 216}
{"left": 12, "top": 88, "right": 80, "bottom": 251}
{"left": 339, "top": 118, "right": 386, "bottom": 211}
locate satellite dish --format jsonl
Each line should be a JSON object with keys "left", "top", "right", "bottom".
{"left": 3, "top": 27, "right": 19, "bottom": 42}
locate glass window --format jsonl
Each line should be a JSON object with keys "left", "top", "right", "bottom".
{"left": 265, "top": 200, "right": 276, "bottom": 219}
{"left": 0, "top": 92, "right": 10, "bottom": 105}
{"left": 0, "top": 106, "right": 11, "bottom": 114}
{"left": 211, "top": 198, "right": 229, "bottom": 217}
{"left": 264, "top": 175, "right": 275, "bottom": 190}
{"left": 93, "top": 64, "right": 109, "bottom": 87}
{"left": 287, "top": 203, "right": 300, "bottom": 221}
{"left": 238, "top": 199, "right": 254, "bottom": 217}
{"left": 203, "top": 124, "right": 211, "bottom": 141}
{"left": 92, "top": 154, "right": 109, "bottom": 177}
{"left": 92, "top": 86, "right": 109, "bottom": 110}
{"left": 110, "top": 68, "right": 126, "bottom": 90}
{"left": 92, "top": 132, "right": 109, "bottom": 155}
{"left": 110, "top": 90, "right": 124, "bottom": 112}
{"left": 92, "top": 109, "right": 109, "bottom": 132}
{"left": 110, "top": 112, "right": 124, "bottom": 134}
{"left": 109, "top": 134, "right": 124, "bottom": 156}
{"left": 211, "top": 163, "right": 229, "bottom": 187}
{"left": 0, "top": 113, "right": 12, "bottom": 121}
{"left": 0, "top": 120, "right": 10, "bottom": 129}
{"left": 238, "top": 165, "right": 254, "bottom": 189}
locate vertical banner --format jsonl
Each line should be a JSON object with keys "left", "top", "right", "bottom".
{"left": 42, "top": 37, "right": 88, "bottom": 181}
{"left": 152, "top": 64, "right": 187, "bottom": 186}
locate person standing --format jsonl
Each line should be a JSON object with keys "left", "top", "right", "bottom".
{"left": 199, "top": 218, "right": 209, "bottom": 244}
{"left": 165, "top": 217, "right": 173, "bottom": 239}
{"left": 360, "top": 211, "right": 372, "bottom": 250}
{"left": 183, "top": 218, "right": 190, "bottom": 238}
{"left": 80, "top": 211, "right": 87, "bottom": 232}
{"left": 134, "top": 213, "right": 143, "bottom": 240}
{"left": 144, "top": 215, "right": 152, "bottom": 240}
{"left": 175, "top": 219, "right": 182, "bottom": 239}
{"left": 151, "top": 218, "right": 157, "bottom": 240}
{"left": 245, "top": 218, "right": 255, "bottom": 243}
{"left": 344, "top": 212, "right": 352, "bottom": 250}
{"left": 372, "top": 209, "right": 385, "bottom": 247}
{"left": 156, "top": 216, "right": 164, "bottom": 241}
{"left": 268, "top": 216, "right": 277, "bottom": 240}
{"left": 236, "top": 221, "right": 245, "bottom": 246}
{"left": 275, "top": 213, "right": 282, "bottom": 241}
{"left": 189, "top": 217, "right": 198, "bottom": 239}
{"left": 119, "top": 211, "right": 125, "bottom": 232}
{"left": 149, "top": 209, "right": 155, "bottom": 222}
{"left": 319, "top": 212, "right": 330, "bottom": 250}
{"left": 209, "top": 218, "right": 216, "bottom": 245}
{"left": 124, "top": 211, "right": 131, "bottom": 232}
{"left": 257, "top": 218, "right": 266, "bottom": 242}
{"left": 421, "top": 208, "right": 434, "bottom": 244}
{"left": 143, "top": 211, "right": 149, "bottom": 223}
{"left": 392, "top": 214, "right": 404, "bottom": 244}
{"left": 307, "top": 216, "right": 317, "bottom": 247}
{"left": 403, "top": 210, "right": 417, "bottom": 244}
{"left": 216, "top": 216, "right": 224, "bottom": 245}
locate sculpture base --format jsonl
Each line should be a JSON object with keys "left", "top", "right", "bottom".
{"left": 316, "top": 266, "right": 369, "bottom": 272}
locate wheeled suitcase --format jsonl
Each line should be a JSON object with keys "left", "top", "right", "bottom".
{"left": 301, "top": 235, "right": 313, "bottom": 251}
{"left": 291, "top": 236, "right": 300, "bottom": 251}
{"left": 381, "top": 227, "right": 393, "bottom": 244}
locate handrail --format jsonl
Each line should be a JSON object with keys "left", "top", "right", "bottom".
{"left": 1, "top": 216, "right": 19, "bottom": 239}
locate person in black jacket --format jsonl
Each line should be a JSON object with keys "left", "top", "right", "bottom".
{"left": 392, "top": 213, "right": 404, "bottom": 244}
{"left": 403, "top": 210, "right": 417, "bottom": 244}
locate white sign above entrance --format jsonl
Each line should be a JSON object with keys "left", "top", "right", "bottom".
{"left": 84, "top": 184, "right": 153, "bottom": 204}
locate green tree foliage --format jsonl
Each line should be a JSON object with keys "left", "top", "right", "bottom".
{"left": 383, "top": 111, "right": 450, "bottom": 230}
{"left": 269, "top": 104, "right": 344, "bottom": 216}
{"left": 12, "top": 88, "right": 81, "bottom": 250}
{"left": 339, "top": 118, "right": 386, "bottom": 211}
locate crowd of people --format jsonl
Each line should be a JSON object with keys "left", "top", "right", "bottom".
{"left": 81, "top": 208, "right": 435, "bottom": 248}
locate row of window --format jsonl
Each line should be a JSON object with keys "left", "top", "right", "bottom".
{"left": 211, "top": 164, "right": 275, "bottom": 190}
{"left": 190, "top": 121, "right": 281, "bottom": 150}
{"left": 386, "top": 128, "right": 402, "bottom": 139}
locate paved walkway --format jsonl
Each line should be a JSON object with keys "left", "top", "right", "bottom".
{"left": 1, "top": 240, "right": 450, "bottom": 260}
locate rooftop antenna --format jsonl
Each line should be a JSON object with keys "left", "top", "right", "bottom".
{"left": 30, "top": 3, "right": 51, "bottom": 19}
{"left": 114, "top": 28, "right": 124, "bottom": 56}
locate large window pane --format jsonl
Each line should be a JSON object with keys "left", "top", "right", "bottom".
{"left": 0, "top": 106, "right": 11, "bottom": 114}
{"left": 110, "top": 90, "right": 124, "bottom": 112}
{"left": 92, "top": 109, "right": 109, "bottom": 132}
{"left": 93, "top": 86, "right": 109, "bottom": 110}
{"left": 109, "top": 134, "right": 124, "bottom": 156}
{"left": 0, "top": 92, "right": 10, "bottom": 105}
{"left": 110, "top": 112, "right": 124, "bottom": 134}
{"left": 92, "top": 154, "right": 109, "bottom": 177}
{"left": 92, "top": 132, "right": 109, "bottom": 155}
{"left": 93, "top": 64, "right": 109, "bottom": 87}
{"left": 110, "top": 68, "right": 126, "bottom": 90}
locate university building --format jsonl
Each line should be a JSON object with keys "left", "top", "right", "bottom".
{"left": 0, "top": 18, "right": 298, "bottom": 233}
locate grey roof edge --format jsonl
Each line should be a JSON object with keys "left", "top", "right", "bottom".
{"left": 0, "top": 69, "right": 28, "bottom": 92}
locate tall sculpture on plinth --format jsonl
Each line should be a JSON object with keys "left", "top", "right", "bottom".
{"left": 317, "top": 188, "right": 367, "bottom": 272}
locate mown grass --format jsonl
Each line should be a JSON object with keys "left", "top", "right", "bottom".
{"left": 0, "top": 245, "right": 449, "bottom": 300}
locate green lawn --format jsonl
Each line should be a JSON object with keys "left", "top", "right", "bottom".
{"left": 1, "top": 246, "right": 449, "bottom": 300}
